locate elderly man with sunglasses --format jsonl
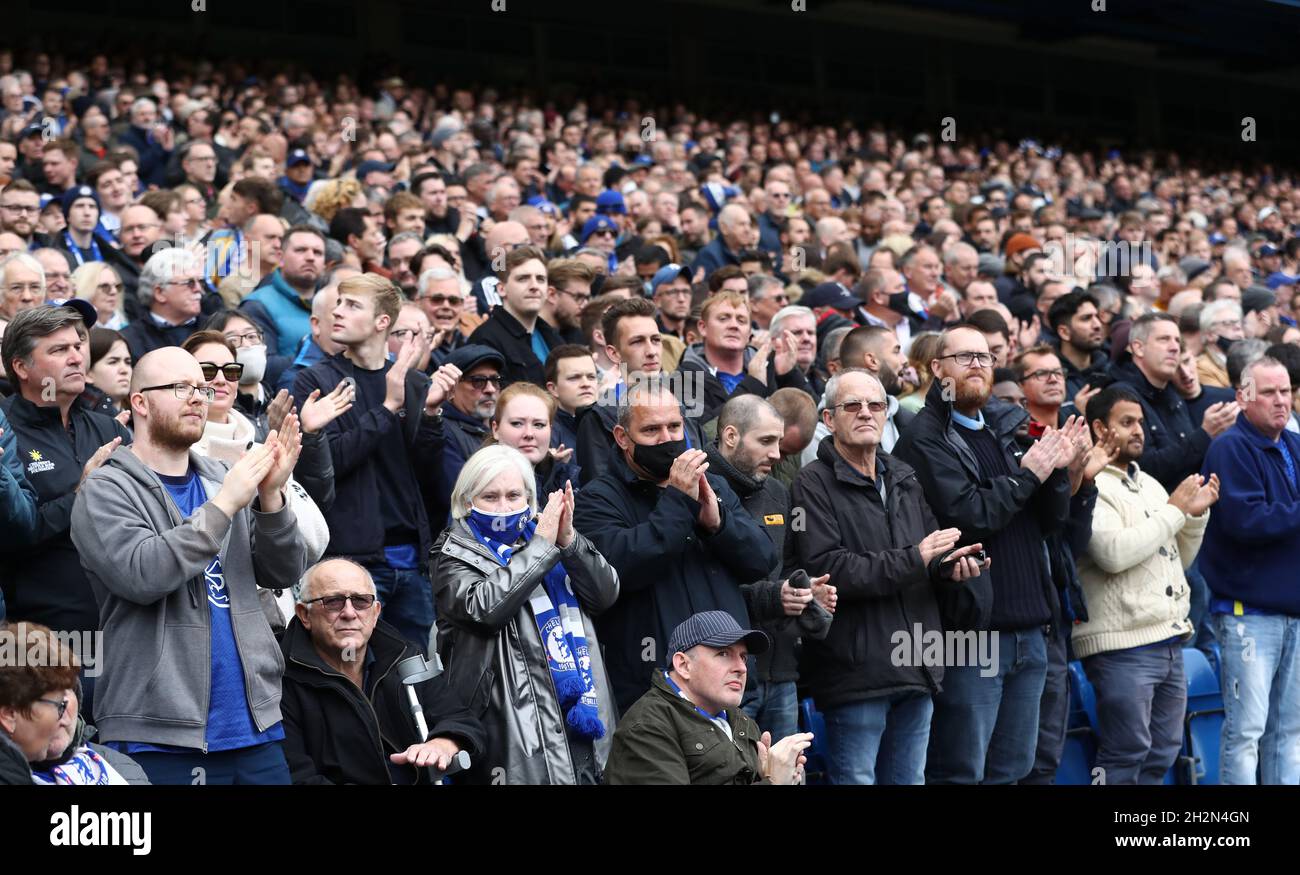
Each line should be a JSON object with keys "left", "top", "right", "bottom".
{"left": 71, "top": 345, "right": 308, "bottom": 784}
{"left": 279, "top": 558, "right": 484, "bottom": 785}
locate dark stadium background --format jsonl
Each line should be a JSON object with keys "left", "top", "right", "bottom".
{"left": 7, "top": 0, "right": 1300, "bottom": 163}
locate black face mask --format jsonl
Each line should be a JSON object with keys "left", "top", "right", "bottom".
{"left": 632, "top": 436, "right": 688, "bottom": 480}
{"left": 1216, "top": 335, "right": 1236, "bottom": 354}
{"left": 888, "top": 290, "right": 914, "bottom": 317}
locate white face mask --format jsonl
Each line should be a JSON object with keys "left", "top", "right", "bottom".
{"left": 235, "top": 343, "right": 267, "bottom": 385}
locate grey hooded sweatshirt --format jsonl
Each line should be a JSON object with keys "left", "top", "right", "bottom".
{"left": 70, "top": 446, "right": 307, "bottom": 750}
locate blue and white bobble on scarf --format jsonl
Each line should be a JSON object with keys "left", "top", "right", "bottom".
{"left": 465, "top": 508, "right": 606, "bottom": 740}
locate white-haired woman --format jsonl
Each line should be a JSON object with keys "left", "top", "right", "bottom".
{"left": 71, "top": 261, "right": 128, "bottom": 329}
{"left": 432, "top": 444, "right": 619, "bottom": 784}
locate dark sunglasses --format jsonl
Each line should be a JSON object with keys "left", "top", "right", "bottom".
{"left": 199, "top": 361, "right": 245, "bottom": 382}
{"left": 463, "top": 374, "right": 503, "bottom": 389}
{"left": 303, "top": 593, "right": 377, "bottom": 614}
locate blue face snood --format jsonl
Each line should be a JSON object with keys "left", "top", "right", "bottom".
{"left": 467, "top": 506, "right": 531, "bottom": 541}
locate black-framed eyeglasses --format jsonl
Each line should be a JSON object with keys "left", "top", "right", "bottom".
{"left": 37, "top": 697, "right": 69, "bottom": 719}
{"left": 939, "top": 351, "right": 995, "bottom": 368}
{"left": 198, "top": 361, "right": 244, "bottom": 382}
{"left": 462, "top": 374, "right": 502, "bottom": 389}
{"left": 165, "top": 278, "right": 204, "bottom": 290}
{"left": 137, "top": 382, "right": 216, "bottom": 403}
{"left": 831, "top": 398, "right": 888, "bottom": 415}
{"left": 223, "top": 329, "right": 264, "bottom": 347}
{"left": 1023, "top": 368, "right": 1065, "bottom": 382}
{"left": 555, "top": 288, "right": 591, "bottom": 305}
{"left": 303, "top": 593, "right": 377, "bottom": 614}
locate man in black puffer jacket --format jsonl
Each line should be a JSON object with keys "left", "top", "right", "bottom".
{"left": 788, "top": 368, "right": 989, "bottom": 785}
{"left": 705, "top": 396, "right": 831, "bottom": 742}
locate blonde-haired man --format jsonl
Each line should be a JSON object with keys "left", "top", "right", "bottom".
{"left": 293, "top": 272, "right": 461, "bottom": 651}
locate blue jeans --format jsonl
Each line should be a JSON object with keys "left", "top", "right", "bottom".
{"left": 1023, "top": 622, "right": 1069, "bottom": 784}
{"left": 741, "top": 680, "right": 798, "bottom": 742}
{"left": 1185, "top": 558, "right": 1217, "bottom": 653}
{"left": 822, "top": 692, "right": 934, "bottom": 785}
{"left": 926, "top": 628, "right": 1048, "bottom": 784}
{"left": 130, "top": 741, "right": 290, "bottom": 785}
{"left": 1214, "top": 613, "right": 1300, "bottom": 785}
{"left": 367, "top": 563, "right": 434, "bottom": 655}
{"left": 1083, "top": 641, "right": 1186, "bottom": 785}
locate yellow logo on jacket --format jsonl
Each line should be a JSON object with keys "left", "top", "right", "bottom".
{"left": 763, "top": 514, "right": 784, "bottom": 526}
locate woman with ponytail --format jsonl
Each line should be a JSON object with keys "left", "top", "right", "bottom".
{"left": 432, "top": 444, "right": 619, "bottom": 784}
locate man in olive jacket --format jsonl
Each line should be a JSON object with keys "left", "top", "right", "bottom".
{"left": 604, "top": 611, "right": 811, "bottom": 785}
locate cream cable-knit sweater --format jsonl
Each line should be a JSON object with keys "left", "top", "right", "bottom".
{"left": 1071, "top": 461, "right": 1209, "bottom": 659}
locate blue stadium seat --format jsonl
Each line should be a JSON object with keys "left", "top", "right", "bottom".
{"left": 1178, "top": 647, "right": 1224, "bottom": 785}
{"left": 798, "top": 698, "right": 830, "bottom": 785}
{"left": 1056, "top": 661, "right": 1099, "bottom": 785}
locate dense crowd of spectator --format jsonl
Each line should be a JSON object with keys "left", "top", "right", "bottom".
{"left": 3, "top": 46, "right": 1300, "bottom": 786}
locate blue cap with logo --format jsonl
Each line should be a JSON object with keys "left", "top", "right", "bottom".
{"left": 580, "top": 215, "right": 619, "bottom": 243}
{"left": 651, "top": 263, "right": 689, "bottom": 293}
{"left": 60, "top": 185, "right": 100, "bottom": 218}
{"left": 595, "top": 190, "right": 627, "bottom": 215}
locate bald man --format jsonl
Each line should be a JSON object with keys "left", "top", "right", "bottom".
{"left": 71, "top": 346, "right": 309, "bottom": 784}
{"left": 466, "top": 219, "right": 529, "bottom": 309}
{"left": 279, "top": 558, "right": 484, "bottom": 785}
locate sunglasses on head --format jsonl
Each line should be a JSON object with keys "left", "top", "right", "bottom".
{"left": 199, "top": 361, "right": 244, "bottom": 382}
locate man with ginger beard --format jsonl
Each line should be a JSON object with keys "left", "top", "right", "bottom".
{"left": 70, "top": 347, "right": 307, "bottom": 783}
{"left": 893, "top": 326, "right": 1081, "bottom": 784}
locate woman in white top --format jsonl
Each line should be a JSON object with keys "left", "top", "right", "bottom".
{"left": 181, "top": 329, "right": 354, "bottom": 624}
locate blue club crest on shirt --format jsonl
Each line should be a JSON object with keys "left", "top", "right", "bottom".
{"left": 205, "top": 558, "right": 228, "bottom": 608}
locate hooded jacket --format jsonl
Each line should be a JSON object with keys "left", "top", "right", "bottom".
{"left": 279, "top": 616, "right": 485, "bottom": 785}
{"left": 431, "top": 524, "right": 619, "bottom": 784}
{"left": 703, "top": 441, "right": 831, "bottom": 684}
{"left": 789, "top": 437, "right": 958, "bottom": 705}
{"left": 0, "top": 394, "right": 131, "bottom": 633}
{"left": 891, "top": 378, "right": 1072, "bottom": 631}
{"left": 69, "top": 447, "right": 308, "bottom": 748}
{"left": 572, "top": 455, "right": 777, "bottom": 715}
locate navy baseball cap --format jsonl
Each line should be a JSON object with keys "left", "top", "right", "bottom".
{"left": 651, "top": 263, "right": 689, "bottom": 293}
{"left": 356, "top": 159, "right": 396, "bottom": 179}
{"left": 803, "top": 281, "right": 858, "bottom": 312}
{"left": 1258, "top": 244, "right": 1282, "bottom": 258}
{"left": 526, "top": 196, "right": 559, "bottom": 216}
{"left": 287, "top": 149, "right": 313, "bottom": 167}
{"left": 46, "top": 297, "right": 98, "bottom": 329}
{"left": 595, "top": 190, "right": 627, "bottom": 215}
{"left": 668, "top": 611, "right": 769, "bottom": 657}
{"left": 447, "top": 343, "right": 505, "bottom": 375}
{"left": 580, "top": 215, "right": 619, "bottom": 243}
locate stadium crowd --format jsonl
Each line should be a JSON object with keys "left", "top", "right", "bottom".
{"left": 2, "top": 47, "right": 1300, "bottom": 787}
